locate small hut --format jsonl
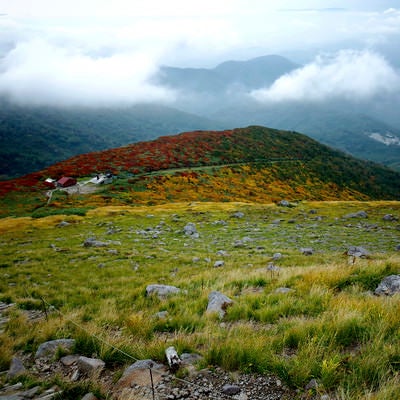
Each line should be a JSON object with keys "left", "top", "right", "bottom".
{"left": 57, "top": 177, "right": 77, "bottom": 188}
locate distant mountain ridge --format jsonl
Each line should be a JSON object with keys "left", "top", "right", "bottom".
{"left": 157, "top": 55, "right": 300, "bottom": 93}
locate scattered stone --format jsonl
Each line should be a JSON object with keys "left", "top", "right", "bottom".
{"left": 277, "top": 200, "right": 290, "bottom": 207}
{"left": 77, "top": 356, "right": 105, "bottom": 377}
{"left": 117, "top": 359, "right": 165, "bottom": 389}
{"left": 206, "top": 291, "right": 233, "bottom": 318}
{"left": 22, "top": 386, "right": 41, "bottom": 398}
{"left": 183, "top": 223, "right": 199, "bottom": 238}
{"left": 165, "top": 346, "right": 181, "bottom": 372}
{"left": 305, "top": 378, "right": 318, "bottom": 390}
{"left": 275, "top": 287, "right": 294, "bottom": 294}
{"left": 155, "top": 311, "right": 169, "bottom": 319}
{"left": 383, "top": 214, "right": 398, "bottom": 221}
{"left": 81, "top": 393, "right": 98, "bottom": 400}
{"left": 56, "top": 221, "right": 70, "bottom": 227}
{"left": 347, "top": 246, "right": 369, "bottom": 258}
{"left": 213, "top": 260, "right": 225, "bottom": 268}
{"left": 232, "top": 212, "right": 244, "bottom": 218}
{"left": 375, "top": 275, "right": 400, "bottom": 296}
{"left": 300, "top": 247, "right": 314, "bottom": 256}
{"left": 272, "top": 253, "right": 282, "bottom": 260}
{"left": 396, "top": 244, "right": 400, "bottom": 251}
{"left": 35, "top": 339, "right": 75, "bottom": 359}
{"left": 60, "top": 355, "right": 79, "bottom": 366}
{"left": 83, "top": 237, "right": 109, "bottom": 247}
{"left": 222, "top": 384, "right": 241, "bottom": 395}
{"left": 345, "top": 211, "right": 368, "bottom": 219}
{"left": 146, "top": 284, "right": 181, "bottom": 299}
{"left": 6, "top": 357, "right": 26, "bottom": 380}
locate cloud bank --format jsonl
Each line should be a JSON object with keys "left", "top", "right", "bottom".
{"left": 0, "top": 39, "right": 175, "bottom": 107}
{"left": 251, "top": 50, "right": 400, "bottom": 103}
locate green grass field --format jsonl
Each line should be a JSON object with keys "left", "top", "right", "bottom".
{"left": 1, "top": 201, "right": 400, "bottom": 399}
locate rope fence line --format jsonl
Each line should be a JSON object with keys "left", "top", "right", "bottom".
{"left": 37, "top": 295, "right": 234, "bottom": 400}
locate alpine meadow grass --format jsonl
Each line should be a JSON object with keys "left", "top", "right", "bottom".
{"left": 0, "top": 201, "right": 400, "bottom": 398}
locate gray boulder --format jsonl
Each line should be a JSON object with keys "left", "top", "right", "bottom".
{"left": 117, "top": 359, "right": 165, "bottom": 388}
{"left": 206, "top": 291, "right": 233, "bottom": 318}
{"left": 345, "top": 211, "right": 368, "bottom": 219}
{"left": 7, "top": 356, "right": 26, "bottom": 380}
{"left": 35, "top": 339, "right": 75, "bottom": 359}
{"left": 347, "top": 246, "right": 369, "bottom": 258}
{"left": 383, "top": 214, "right": 398, "bottom": 221}
{"left": 300, "top": 247, "right": 314, "bottom": 256}
{"left": 213, "top": 260, "right": 225, "bottom": 268}
{"left": 183, "top": 223, "right": 199, "bottom": 238}
{"left": 375, "top": 275, "right": 400, "bottom": 296}
{"left": 232, "top": 211, "right": 244, "bottom": 218}
{"left": 222, "top": 384, "right": 241, "bottom": 395}
{"left": 83, "top": 237, "right": 108, "bottom": 247}
{"left": 77, "top": 356, "right": 105, "bottom": 376}
{"left": 146, "top": 284, "right": 181, "bottom": 299}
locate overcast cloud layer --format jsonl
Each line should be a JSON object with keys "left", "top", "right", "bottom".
{"left": 0, "top": 0, "right": 399, "bottom": 107}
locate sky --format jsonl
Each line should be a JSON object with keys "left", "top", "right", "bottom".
{"left": 0, "top": 0, "right": 399, "bottom": 107}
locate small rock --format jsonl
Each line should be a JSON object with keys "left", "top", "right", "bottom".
{"left": 22, "top": 386, "right": 41, "bottom": 398}
{"left": 146, "top": 284, "right": 181, "bottom": 299}
{"left": 222, "top": 384, "right": 241, "bottom": 395}
{"left": 81, "top": 393, "right": 98, "bottom": 400}
{"left": 57, "top": 221, "right": 70, "bottom": 227}
{"left": 347, "top": 246, "right": 369, "bottom": 258}
{"left": 383, "top": 214, "right": 398, "bottom": 221}
{"left": 77, "top": 356, "right": 105, "bottom": 376}
{"left": 35, "top": 339, "right": 75, "bottom": 359}
{"left": 7, "top": 356, "right": 26, "bottom": 380}
{"left": 272, "top": 252, "right": 282, "bottom": 260}
{"left": 375, "top": 275, "right": 400, "bottom": 296}
{"left": 206, "top": 291, "right": 233, "bottom": 318}
{"left": 305, "top": 378, "right": 318, "bottom": 390}
{"left": 60, "top": 355, "right": 79, "bottom": 366}
{"left": 213, "top": 260, "right": 225, "bottom": 268}
{"left": 83, "top": 238, "right": 109, "bottom": 247}
{"left": 300, "top": 247, "right": 314, "bottom": 256}
{"left": 278, "top": 200, "right": 290, "bottom": 207}
{"left": 232, "top": 211, "right": 244, "bottom": 218}
{"left": 155, "top": 311, "right": 169, "bottom": 319}
{"left": 183, "top": 223, "right": 199, "bottom": 238}
{"left": 345, "top": 211, "right": 368, "bottom": 219}
{"left": 275, "top": 287, "right": 293, "bottom": 294}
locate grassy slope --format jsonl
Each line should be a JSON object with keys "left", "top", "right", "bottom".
{"left": 1, "top": 201, "right": 400, "bottom": 399}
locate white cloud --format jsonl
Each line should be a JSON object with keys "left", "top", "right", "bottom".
{"left": 0, "top": 39, "right": 175, "bottom": 107}
{"left": 251, "top": 50, "right": 400, "bottom": 103}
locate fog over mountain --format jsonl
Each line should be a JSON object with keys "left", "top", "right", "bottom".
{"left": 0, "top": 1, "right": 399, "bottom": 176}
{"left": 0, "top": 1, "right": 399, "bottom": 107}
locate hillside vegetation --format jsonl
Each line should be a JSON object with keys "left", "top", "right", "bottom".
{"left": 0, "top": 126, "right": 399, "bottom": 218}
{"left": 0, "top": 101, "right": 222, "bottom": 179}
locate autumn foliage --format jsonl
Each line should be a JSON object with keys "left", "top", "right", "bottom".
{"left": 1, "top": 126, "right": 399, "bottom": 211}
